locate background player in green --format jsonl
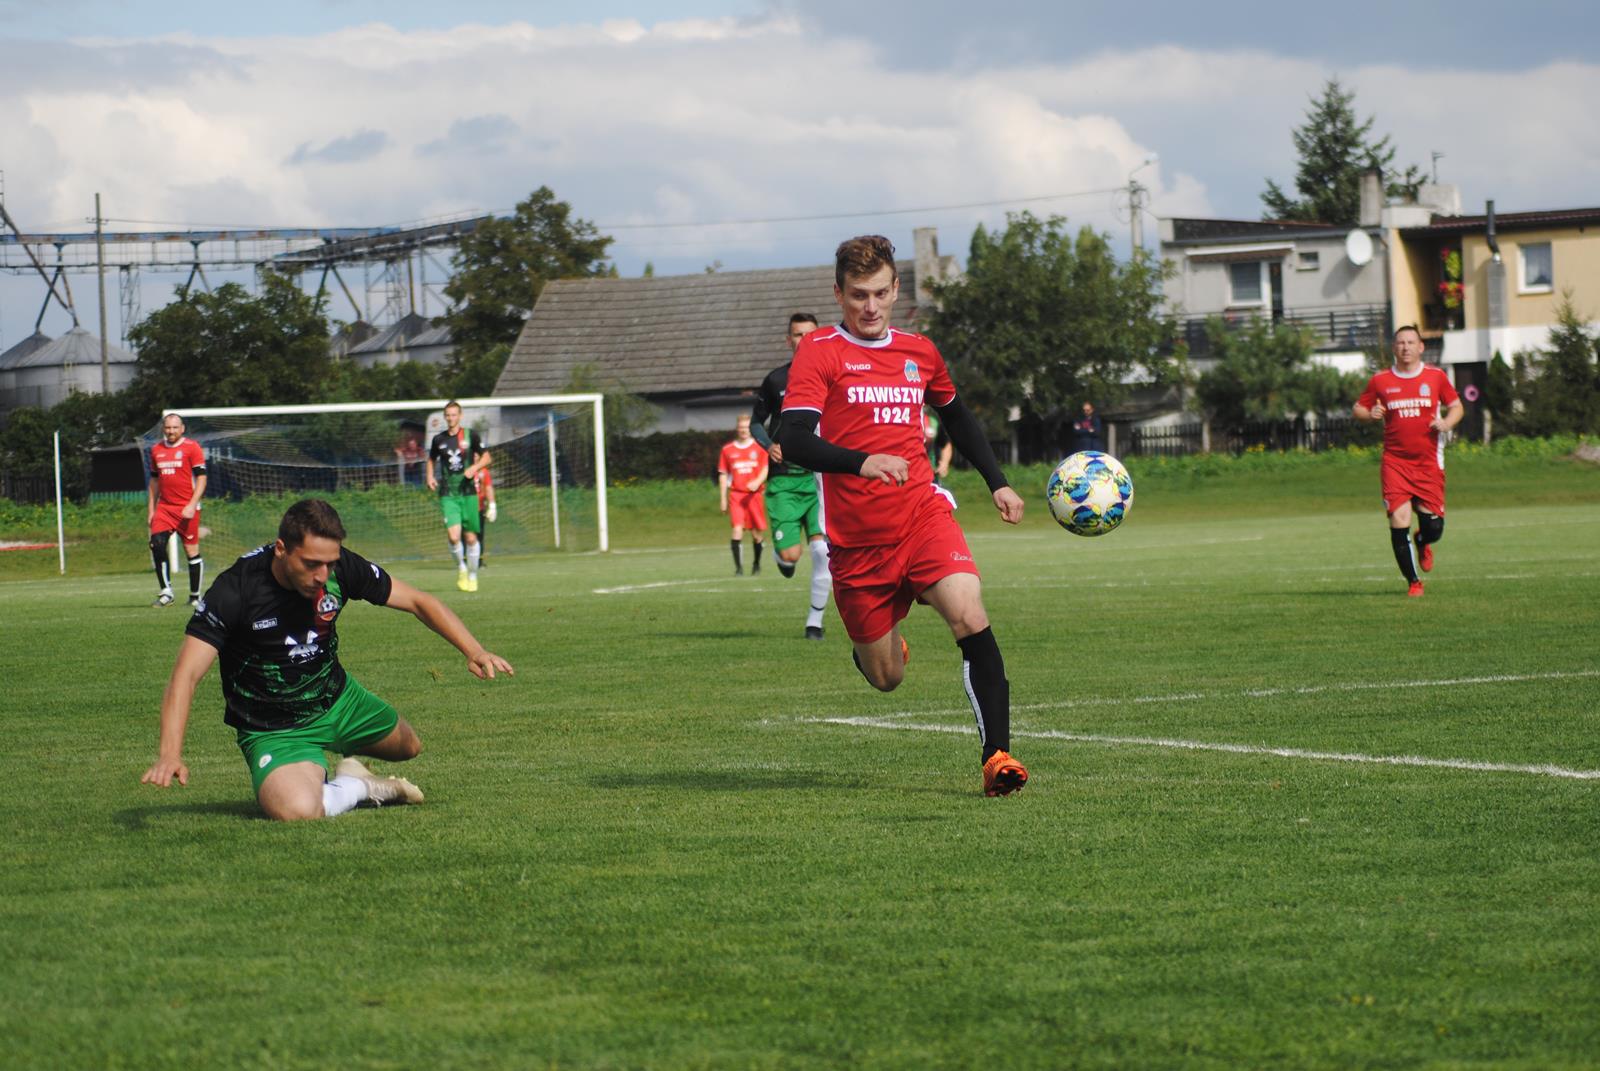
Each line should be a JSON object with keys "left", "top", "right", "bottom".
{"left": 750, "top": 312, "right": 832, "bottom": 639}
{"left": 140, "top": 498, "right": 514, "bottom": 821}
{"left": 427, "top": 399, "right": 492, "bottom": 592}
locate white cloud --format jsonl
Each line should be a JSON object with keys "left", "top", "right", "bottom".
{"left": 1, "top": 14, "right": 1596, "bottom": 344}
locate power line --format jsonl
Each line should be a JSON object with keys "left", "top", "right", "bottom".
{"left": 595, "top": 187, "right": 1126, "bottom": 230}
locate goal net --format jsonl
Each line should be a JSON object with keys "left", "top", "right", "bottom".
{"left": 141, "top": 395, "right": 608, "bottom": 564}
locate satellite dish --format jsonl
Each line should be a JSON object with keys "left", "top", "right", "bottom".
{"left": 1345, "top": 229, "right": 1374, "bottom": 266}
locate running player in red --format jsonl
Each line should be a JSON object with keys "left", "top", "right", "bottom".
{"left": 777, "top": 235, "right": 1028, "bottom": 796}
{"left": 147, "top": 412, "right": 207, "bottom": 608}
{"left": 718, "top": 414, "right": 769, "bottom": 576}
{"left": 1354, "top": 325, "right": 1464, "bottom": 596}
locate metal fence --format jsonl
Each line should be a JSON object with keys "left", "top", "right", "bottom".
{"left": 1127, "top": 417, "right": 1371, "bottom": 457}
{"left": 1171, "top": 304, "right": 1388, "bottom": 357}
{"left": 1, "top": 471, "right": 56, "bottom": 504}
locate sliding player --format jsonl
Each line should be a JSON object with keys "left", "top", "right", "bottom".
{"left": 146, "top": 412, "right": 207, "bottom": 607}
{"left": 778, "top": 235, "right": 1028, "bottom": 796}
{"left": 140, "top": 499, "right": 514, "bottom": 821}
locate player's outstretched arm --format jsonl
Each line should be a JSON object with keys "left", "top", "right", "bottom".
{"left": 384, "top": 577, "right": 515, "bottom": 680}
{"left": 142, "top": 636, "right": 220, "bottom": 788}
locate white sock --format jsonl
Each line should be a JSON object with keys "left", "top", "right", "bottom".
{"left": 321, "top": 774, "right": 369, "bottom": 817}
{"left": 808, "top": 540, "right": 831, "bottom": 629}
{"left": 451, "top": 541, "right": 466, "bottom": 569}
{"left": 467, "top": 542, "right": 481, "bottom": 575}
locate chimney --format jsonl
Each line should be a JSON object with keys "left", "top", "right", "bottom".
{"left": 914, "top": 227, "right": 941, "bottom": 305}
{"left": 1358, "top": 167, "right": 1384, "bottom": 228}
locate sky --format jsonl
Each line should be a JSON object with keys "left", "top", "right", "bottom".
{"left": 1, "top": 1, "right": 1596, "bottom": 348}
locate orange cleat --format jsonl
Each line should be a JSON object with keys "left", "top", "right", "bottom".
{"left": 1416, "top": 537, "right": 1434, "bottom": 573}
{"left": 901, "top": 635, "right": 909, "bottom": 665}
{"left": 983, "top": 750, "right": 1029, "bottom": 797}
{"left": 1407, "top": 580, "right": 1425, "bottom": 598}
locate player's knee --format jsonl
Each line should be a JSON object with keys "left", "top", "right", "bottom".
{"left": 150, "top": 531, "right": 172, "bottom": 553}
{"left": 1418, "top": 512, "right": 1444, "bottom": 543}
{"left": 261, "top": 796, "right": 324, "bottom": 822}
{"left": 779, "top": 546, "right": 803, "bottom": 564}
{"left": 869, "top": 664, "right": 904, "bottom": 692}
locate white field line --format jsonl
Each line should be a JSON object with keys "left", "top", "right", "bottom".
{"left": 806, "top": 715, "right": 1600, "bottom": 781}
{"left": 592, "top": 578, "right": 728, "bottom": 594}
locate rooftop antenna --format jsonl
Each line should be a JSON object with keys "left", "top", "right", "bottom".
{"left": 1431, "top": 151, "right": 1445, "bottom": 184}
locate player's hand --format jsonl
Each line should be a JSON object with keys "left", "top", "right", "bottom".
{"left": 1368, "top": 401, "right": 1385, "bottom": 422}
{"left": 860, "top": 454, "right": 909, "bottom": 485}
{"left": 141, "top": 757, "right": 189, "bottom": 788}
{"left": 993, "top": 486, "right": 1025, "bottom": 525}
{"left": 768, "top": 443, "right": 784, "bottom": 463}
{"left": 467, "top": 649, "right": 515, "bottom": 680}
{"left": 180, "top": 504, "right": 196, "bottom": 519}
{"left": 486, "top": 502, "right": 497, "bottom": 523}
{"left": 720, "top": 500, "right": 729, "bottom": 513}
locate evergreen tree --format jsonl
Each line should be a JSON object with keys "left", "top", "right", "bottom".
{"left": 1194, "top": 318, "right": 1362, "bottom": 429}
{"left": 1512, "top": 296, "right": 1600, "bottom": 435}
{"left": 1261, "top": 78, "right": 1422, "bottom": 224}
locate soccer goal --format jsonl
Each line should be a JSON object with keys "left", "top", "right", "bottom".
{"left": 142, "top": 395, "right": 608, "bottom": 563}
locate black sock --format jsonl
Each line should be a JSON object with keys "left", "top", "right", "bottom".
{"left": 753, "top": 542, "right": 763, "bottom": 571}
{"left": 150, "top": 536, "right": 170, "bottom": 591}
{"left": 1390, "top": 528, "right": 1419, "bottom": 583}
{"left": 776, "top": 557, "right": 796, "bottom": 578}
{"left": 187, "top": 555, "right": 204, "bottom": 599}
{"left": 957, "top": 627, "right": 1010, "bottom": 760}
{"left": 731, "top": 539, "right": 742, "bottom": 572}
{"left": 1417, "top": 512, "right": 1444, "bottom": 546}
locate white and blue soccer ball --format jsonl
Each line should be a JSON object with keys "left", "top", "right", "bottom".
{"left": 1046, "top": 451, "right": 1133, "bottom": 536}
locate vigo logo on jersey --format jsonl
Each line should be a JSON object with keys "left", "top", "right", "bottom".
{"left": 283, "top": 633, "right": 321, "bottom": 663}
{"left": 846, "top": 383, "right": 925, "bottom": 426}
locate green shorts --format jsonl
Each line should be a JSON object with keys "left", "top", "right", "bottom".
{"left": 440, "top": 493, "right": 482, "bottom": 534}
{"left": 235, "top": 677, "right": 400, "bottom": 792}
{"left": 766, "top": 472, "right": 824, "bottom": 552}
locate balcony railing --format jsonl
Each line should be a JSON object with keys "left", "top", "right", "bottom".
{"left": 1168, "top": 303, "right": 1388, "bottom": 357}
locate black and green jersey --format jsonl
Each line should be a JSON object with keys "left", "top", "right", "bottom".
{"left": 750, "top": 362, "right": 811, "bottom": 478}
{"left": 185, "top": 543, "right": 394, "bottom": 732}
{"left": 429, "top": 428, "right": 486, "bottom": 497}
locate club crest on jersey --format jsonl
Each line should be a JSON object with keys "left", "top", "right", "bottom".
{"left": 1420, "top": 384, "right": 1431, "bottom": 396}
{"left": 284, "top": 634, "right": 321, "bottom": 663}
{"left": 903, "top": 360, "right": 921, "bottom": 383}
{"left": 316, "top": 593, "right": 340, "bottom": 621}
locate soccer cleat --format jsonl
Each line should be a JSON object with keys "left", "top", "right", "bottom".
{"left": 983, "top": 750, "right": 1029, "bottom": 797}
{"left": 335, "top": 757, "right": 424, "bottom": 807}
{"left": 901, "top": 635, "right": 909, "bottom": 666}
{"left": 1408, "top": 580, "right": 1425, "bottom": 598}
{"left": 465, "top": 575, "right": 479, "bottom": 592}
{"left": 457, "top": 572, "right": 470, "bottom": 591}
{"left": 1416, "top": 536, "right": 1434, "bottom": 573}
{"left": 734, "top": 565, "right": 743, "bottom": 576}
{"left": 188, "top": 595, "right": 200, "bottom": 606}
{"left": 804, "top": 625, "right": 825, "bottom": 641}
{"left": 152, "top": 590, "right": 175, "bottom": 608}
{"left": 752, "top": 562, "right": 761, "bottom": 575}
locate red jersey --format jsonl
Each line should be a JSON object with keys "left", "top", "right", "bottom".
{"left": 148, "top": 437, "right": 206, "bottom": 507}
{"left": 718, "top": 439, "right": 766, "bottom": 493}
{"left": 782, "top": 325, "right": 957, "bottom": 547}
{"left": 1357, "top": 365, "right": 1460, "bottom": 467}
{"left": 474, "top": 467, "right": 494, "bottom": 508}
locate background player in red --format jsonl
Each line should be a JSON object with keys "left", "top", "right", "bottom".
{"left": 1354, "top": 325, "right": 1464, "bottom": 596}
{"left": 718, "top": 414, "right": 768, "bottom": 575}
{"left": 474, "top": 463, "right": 496, "bottom": 566}
{"left": 147, "top": 412, "right": 207, "bottom": 607}
{"left": 777, "top": 235, "right": 1028, "bottom": 796}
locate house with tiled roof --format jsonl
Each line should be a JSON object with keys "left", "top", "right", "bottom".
{"left": 495, "top": 229, "right": 955, "bottom": 432}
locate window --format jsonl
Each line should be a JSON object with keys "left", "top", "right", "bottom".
{"left": 1229, "top": 261, "right": 1264, "bottom": 304}
{"left": 1520, "top": 242, "right": 1553, "bottom": 292}
{"left": 1296, "top": 250, "right": 1320, "bottom": 271}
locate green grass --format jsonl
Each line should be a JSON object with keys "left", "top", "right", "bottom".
{"left": 2, "top": 453, "right": 1598, "bottom": 1069}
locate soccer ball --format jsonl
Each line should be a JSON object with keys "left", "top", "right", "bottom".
{"left": 1045, "top": 451, "right": 1133, "bottom": 536}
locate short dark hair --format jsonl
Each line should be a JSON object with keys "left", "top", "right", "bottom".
{"left": 789, "top": 312, "right": 818, "bottom": 328}
{"left": 834, "top": 235, "right": 897, "bottom": 288}
{"left": 444, "top": 399, "right": 462, "bottom": 412}
{"left": 1393, "top": 324, "right": 1423, "bottom": 341}
{"left": 278, "top": 499, "right": 346, "bottom": 550}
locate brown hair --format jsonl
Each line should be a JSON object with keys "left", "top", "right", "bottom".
{"left": 1393, "top": 324, "right": 1422, "bottom": 341}
{"left": 278, "top": 499, "right": 347, "bottom": 549}
{"left": 444, "top": 399, "right": 462, "bottom": 413}
{"left": 834, "top": 236, "right": 897, "bottom": 288}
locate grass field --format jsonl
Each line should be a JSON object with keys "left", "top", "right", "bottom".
{"left": 2, "top": 450, "right": 1598, "bottom": 1069}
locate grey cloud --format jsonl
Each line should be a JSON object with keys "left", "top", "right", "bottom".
{"left": 0, "top": 39, "right": 243, "bottom": 97}
{"left": 286, "top": 128, "right": 390, "bottom": 166}
{"left": 415, "top": 114, "right": 529, "bottom": 158}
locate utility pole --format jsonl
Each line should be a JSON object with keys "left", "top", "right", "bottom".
{"left": 1127, "top": 155, "right": 1157, "bottom": 258}
{"left": 95, "top": 192, "right": 109, "bottom": 393}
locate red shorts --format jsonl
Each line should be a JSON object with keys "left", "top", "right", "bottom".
{"left": 728, "top": 489, "right": 767, "bottom": 531}
{"left": 1381, "top": 457, "right": 1445, "bottom": 516}
{"left": 829, "top": 501, "right": 979, "bottom": 644}
{"left": 150, "top": 503, "right": 202, "bottom": 547}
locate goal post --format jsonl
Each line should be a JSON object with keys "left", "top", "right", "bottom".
{"left": 146, "top": 394, "right": 608, "bottom": 564}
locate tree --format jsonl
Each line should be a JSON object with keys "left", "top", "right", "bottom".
{"left": 1506, "top": 296, "right": 1600, "bottom": 436}
{"left": 1193, "top": 318, "right": 1362, "bottom": 430}
{"left": 442, "top": 186, "right": 612, "bottom": 363}
{"left": 923, "top": 212, "right": 1177, "bottom": 451}
{"left": 125, "top": 270, "right": 332, "bottom": 416}
{"left": 0, "top": 390, "right": 143, "bottom": 497}
{"left": 1261, "top": 78, "right": 1423, "bottom": 225}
